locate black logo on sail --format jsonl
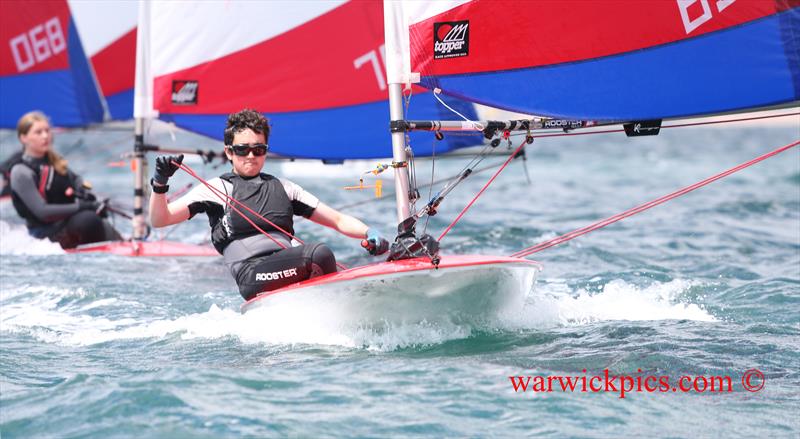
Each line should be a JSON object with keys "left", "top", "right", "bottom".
{"left": 172, "top": 80, "right": 198, "bottom": 105}
{"left": 434, "top": 21, "right": 469, "bottom": 59}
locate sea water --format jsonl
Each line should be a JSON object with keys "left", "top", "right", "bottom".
{"left": 1, "top": 118, "right": 798, "bottom": 437}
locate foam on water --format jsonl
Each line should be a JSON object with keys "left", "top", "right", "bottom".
{"left": 0, "top": 277, "right": 715, "bottom": 351}
{"left": 512, "top": 278, "right": 716, "bottom": 328}
{"left": 0, "top": 220, "right": 64, "bottom": 255}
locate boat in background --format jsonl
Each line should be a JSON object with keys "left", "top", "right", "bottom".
{"left": 0, "top": 0, "right": 214, "bottom": 257}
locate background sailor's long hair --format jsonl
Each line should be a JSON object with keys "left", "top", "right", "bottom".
{"left": 16, "top": 110, "right": 68, "bottom": 176}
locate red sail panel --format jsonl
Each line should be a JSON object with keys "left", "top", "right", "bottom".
{"left": 152, "top": 1, "right": 387, "bottom": 114}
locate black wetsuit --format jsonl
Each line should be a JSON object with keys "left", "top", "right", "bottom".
{"left": 9, "top": 155, "right": 121, "bottom": 248}
{"left": 0, "top": 151, "right": 23, "bottom": 197}
{"left": 183, "top": 172, "right": 336, "bottom": 300}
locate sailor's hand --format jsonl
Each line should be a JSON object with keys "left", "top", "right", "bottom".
{"left": 96, "top": 198, "right": 110, "bottom": 218}
{"left": 362, "top": 228, "right": 389, "bottom": 256}
{"left": 154, "top": 154, "right": 184, "bottom": 185}
{"left": 74, "top": 186, "right": 96, "bottom": 201}
{"left": 78, "top": 200, "right": 103, "bottom": 216}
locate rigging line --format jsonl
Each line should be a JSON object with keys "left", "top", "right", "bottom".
{"left": 438, "top": 137, "right": 529, "bottom": 242}
{"left": 177, "top": 164, "right": 291, "bottom": 247}
{"left": 177, "top": 163, "right": 348, "bottom": 271}
{"left": 298, "top": 159, "right": 510, "bottom": 216}
{"left": 432, "top": 88, "right": 484, "bottom": 131}
{"left": 423, "top": 136, "right": 436, "bottom": 236}
{"left": 510, "top": 138, "right": 800, "bottom": 258}
{"left": 661, "top": 111, "right": 799, "bottom": 129}
{"left": 152, "top": 184, "right": 197, "bottom": 243}
{"left": 154, "top": 183, "right": 198, "bottom": 243}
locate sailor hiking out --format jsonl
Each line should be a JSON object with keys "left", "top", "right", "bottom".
{"left": 149, "top": 109, "right": 389, "bottom": 300}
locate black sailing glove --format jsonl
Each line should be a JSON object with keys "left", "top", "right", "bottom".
{"left": 363, "top": 228, "right": 390, "bottom": 256}
{"left": 153, "top": 154, "right": 184, "bottom": 185}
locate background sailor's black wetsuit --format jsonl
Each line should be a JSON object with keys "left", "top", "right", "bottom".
{"left": 0, "top": 151, "right": 23, "bottom": 197}
{"left": 9, "top": 156, "right": 121, "bottom": 248}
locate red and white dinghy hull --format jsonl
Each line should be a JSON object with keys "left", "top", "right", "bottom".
{"left": 241, "top": 255, "right": 541, "bottom": 324}
{"left": 65, "top": 240, "right": 218, "bottom": 257}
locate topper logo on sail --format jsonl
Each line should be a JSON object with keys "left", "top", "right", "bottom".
{"left": 434, "top": 21, "right": 469, "bottom": 59}
{"left": 172, "top": 80, "right": 198, "bottom": 105}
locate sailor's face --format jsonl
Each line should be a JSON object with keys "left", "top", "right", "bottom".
{"left": 20, "top": 119, "right": 52, "bottom": 158}
{"left": 227, "top": 129, "right": 266, "bottom": 177}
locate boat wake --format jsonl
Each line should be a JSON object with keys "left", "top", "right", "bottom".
{"left": 514, "top": 278, "right": 716, "bottom": 327}
{"left": 0, "top": 220, "right": 64, "bottom": 255}
{"left": 0, "top": 278, "right": 715, "bottom": 352}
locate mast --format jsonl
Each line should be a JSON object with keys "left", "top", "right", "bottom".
{"left": 131, "top": 0, "right": 153, "bottom": 239}
{"left": 131, "top": 119, "right": 147, "bottom": 239}
{"left": 383, "top": 1, "right": 414, "bottom": 223}
{"left": 387, "top": 84, "right": 411, "bottom": 222}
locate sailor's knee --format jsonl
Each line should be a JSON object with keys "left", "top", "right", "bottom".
{"left": 69, "top": 210, "right": 104, "bottom": 233}
{"left": 306, "top": 243, "right": 336, "bottom": 275}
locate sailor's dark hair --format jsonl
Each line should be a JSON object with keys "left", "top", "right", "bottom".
{"left": 224, "top": 109, "right": 270, "bottom": 145}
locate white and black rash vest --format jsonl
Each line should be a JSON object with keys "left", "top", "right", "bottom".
{"left": 180, "top": 172, "right": 320, "bottom": 259}
{"left": 9, "top": 155, "right": 82, "bottom": 229}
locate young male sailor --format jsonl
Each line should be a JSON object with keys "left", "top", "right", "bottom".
{"left": 149, "top": 109, "right": 390, "bottom": 300}
{"left": 9, "top": 111, "right": 122, "bottom": 249}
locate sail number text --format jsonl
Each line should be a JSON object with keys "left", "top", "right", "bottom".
{"left": 678, "top": 0, "right": 736, "bottom": 34}
{"left": 354, "top": 44, "right": 387, "bottom": 91}
{"left": 9, "top": 17, "right": 66, "bottom": 73}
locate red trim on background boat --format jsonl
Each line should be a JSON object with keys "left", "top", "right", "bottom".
{"left": 65, "top": 240, "right": 218, "bottom": 257}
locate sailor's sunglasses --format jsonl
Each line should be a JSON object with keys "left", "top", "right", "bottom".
{"left": 227, "top": 143, "right": 268, "bottom": 157}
